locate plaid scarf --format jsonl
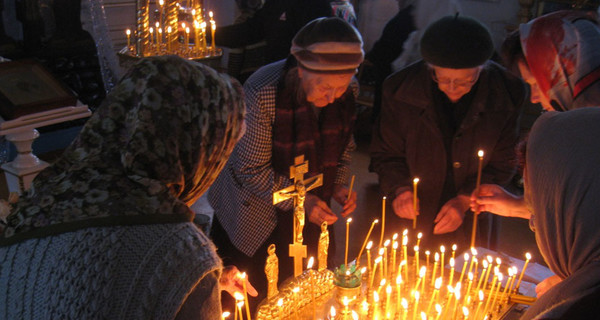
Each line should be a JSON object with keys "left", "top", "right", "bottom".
{"left": 272, "top": 68, "right": 356, "bottom": 202}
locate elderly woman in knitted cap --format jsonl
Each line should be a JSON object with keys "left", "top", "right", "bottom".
{"left": 209, "top": 17, "right": 361, "bottom": 310}
{"left": 0, "top": 56, "right": 253, "bottom": 319}
{"left": 370, "top": 15, "right": 528, "bottom": 250}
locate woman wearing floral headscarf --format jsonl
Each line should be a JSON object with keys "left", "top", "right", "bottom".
{"left": 502, "top": 10, "right": 600, "bottom": 111}
{"left": 0, "top": 55, "right": 251, "bottom": 319}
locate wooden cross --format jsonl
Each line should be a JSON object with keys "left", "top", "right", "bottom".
{"left": 273, "top": 155, "right": 323, "bottom": 277}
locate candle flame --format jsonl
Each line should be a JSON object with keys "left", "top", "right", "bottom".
{"left": 393, "top": 233, "right": 398, "bottom": 240}
{"left": 396, "top": 274, "right": 403, "bottom": 284}
{"left": 233, "top": 291, "right": 244, "bottom": 301}
{"left": 434, "top": 252, "right": 440, "bottom": 261}
{"left": 526, "top": 252, "right": 532, "bottom": 260}
{"left": 347, "top": 217, "right": 352, "bottom": 223}
{"left": 155, "top": 21, "right": 159, "bottom": 28}
{"left": 487, "top": 255, "right": 493, "bottom": 263}
{"left": 159, "top": 0, "right": 164, "bottom": 5}
{"left": 426, "top": 250, "right": 431, "bottom": 256}
{"left": 403, "top": 229, "right": 408, "bottom": 236}
{"left": 413, "top": 177, "right": 419, "bottom": 184}
{"left": 414, "top": 245, "right": 419, "bottom": 252}
{"left": 236, "top": 300, "right": 244, "bottom": 308}
{"left": 463, "top": 306, "right": 469, "bottom": 316}
{"left": 421, "top": 311, "right": 427, "bottom": 320}
{"left": 367, "top": 241, "right": 373, "bottom": 250}
{"left": 277, "top": 298, "right": 283, "bottom": 307}
{"left": 452, "top": 244, "right": 457, "bottom": 251}
{"left": 307, "top": 257, "right": 314, "bottom": 269}
{"left": 418, "top": 232, "right": 423, "bottom": 239}
{"left": 380, "top": 279, "right": 386, "bottom": 287}
{"left": 498, "top": 273, "right": 504, "bottom": 281}
{"left": 384, "top": 239, "right": 390, "bottom": 247}
{"left": 450, "top": 257, "right": 455, "bottom": 267}
{"left": 361, "top": 267, "right": 367, "bottom": 274}
{"left": 464, "top": 252, "right": 469, "bottom": 261}
{"left": 362, "top": 300, "right": 369, "bottom": 312}
{"left": 440, "top": 245, "right": 445, "bottom": 253}
{"left": 401, "top": 298, "right": 408, "bottom": 309}
{"left": 126, "top": 29, "right": 131, "bottom": 35}
{"left": 436, "top": 304, "right": 442, "bottom": 313}
{"left": 239, "top": 272, "right": 246, "bottom": 279}
{"left": 468, "top": 272, "right": 473, "bottom": 281}
{"left": 374, "top": 219, "right": 379, "bottom": 224}
{"left": 352, "top": 311, "right": 359, "bottom": 320}
{"left": 393, "top": 242, "right": 399, "bottom": 249}
{"left": 375, "top": 256, "right": 382, "bottom": 264}
{"left": 373, "top": 291, "right": 379, "bottom": 302}
{"left": 414, "top": 290, "right": 420, "bottom": 300}
{"left": 149, "top": 27, "right": 154, "bottom": 33}
{"left": 330, "top": 306, "right": 336, "bottom": 316}
{"left": 343, "top": 296, "right": 350, "bottom": 306}
{"left": 222, "top": 311, "right": 230, "bottom": 318}
{"left": 167, "top": 26, "right": 172, "bottom": 32}
{"left": 181, "top": 22, "right": 186, "bottom": 29}
{"left": 478, "top": 150, "right": 484, "bottom": 158}
{"left": 419, "top": 266, "right": 426, "bottom": 278}
{"left": 471, "top": 247, "right": 478, "bottom": 255}
{"left": 496, "top": 257, "right": 502, "bottom": 265}
{"left": 293, "top": 287, "right": 300, "bottom": 293}
{"left": 209, "top": 11, "right": 213, "bottom": 18}
{"left": 479, "top": 290, "right": 484, "bottom": 300}
{"left": 402, "top": 236, "right": 408, "bottom": 246}
{"left": 435, "top": 277, "right": 442, "bottom": 289}
{"left": 379, "top": 248, "right": 385, "bottom": 256}
{"left": 483, "top": 260, "right": 489, "bottom": 268}
{"left": 386, "top": 285, "right": 392, "bottom": 294}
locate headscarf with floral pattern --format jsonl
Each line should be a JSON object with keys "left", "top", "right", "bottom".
{"left": 0, "top": 55, "right": 245, "bottom": 245}
{"left": 520, "top": 10, "right": 600, "bottom": 110}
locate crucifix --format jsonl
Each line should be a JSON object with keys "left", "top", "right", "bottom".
{"left": 273, "top": 155, "right": 323, "bottom": 277}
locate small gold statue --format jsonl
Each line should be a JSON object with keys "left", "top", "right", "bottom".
{"left": 265, "top": 244, "right": 279, "bottom": 299}
{"left": 318, "top": 221, "right": 329, "bottom": 271}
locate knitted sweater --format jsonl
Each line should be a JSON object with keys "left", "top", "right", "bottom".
{"left": 0, "top": 222, "right": 222, "bottom": 320}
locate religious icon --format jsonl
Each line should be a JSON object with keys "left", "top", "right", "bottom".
{"left": 318, "top": 221, "right": 329, "bottom": 271}
{"left": 265, "top": 244, "right": 279, "bottom": 299}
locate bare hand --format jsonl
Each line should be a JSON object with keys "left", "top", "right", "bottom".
{"left": 433, "top": 195, "right": 469, "bottom": 234}
{"left": 332, "top": 184, "right": 357, "bottom": 217}
{"left": 536, "top": 274, "right": 562, "bottom": 297}
{"left": 306, "top": 193, "right": 338, "bottom": 226}
{"left": 392, "top": 190, "right": 418, "bottom": 220}
{"left": 220, "top": 266, "right": 258, "bottom": 298}
{"left": 470, "top": 184, "right": 531, "bottom": 219}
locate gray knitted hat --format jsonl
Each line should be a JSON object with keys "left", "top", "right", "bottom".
{"left": 420, "top": 14, "right": 494, "bottom": 68}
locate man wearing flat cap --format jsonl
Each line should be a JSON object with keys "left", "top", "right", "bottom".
{"left": 209, "top": 17, "right": 361, "bottom": 310}
{"left": 370, "top": 15, "right": 528, "bottom": 250}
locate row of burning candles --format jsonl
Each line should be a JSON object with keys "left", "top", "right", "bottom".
{"left": 126, "top": 3, "right": 217, "bottom": 57}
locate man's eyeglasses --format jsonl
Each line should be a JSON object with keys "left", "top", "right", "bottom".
{"left": 430, "top": 67, "right": 481, "bottom": 88}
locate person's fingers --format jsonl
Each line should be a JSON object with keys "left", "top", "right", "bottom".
{"left": 245, "top": 278, "right": 258, "bottom": 297}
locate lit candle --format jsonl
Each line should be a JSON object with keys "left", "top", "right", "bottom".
{"left": 185, "top": 26, "right": 190, "bottom": 50}
{"left": 412, "top": 291, "right": 420, "bottom": 320}
{"left": 475, "top": 259, "right": 488, "bottom": 294}
{"left": 233, "top": 292, "right": 244, "bottom": 320}
{"left": 125, "top": 29, "right": 131, "bottom": 49}
{"left": 514, "top": 252, "right": 532, "bottom": 294}
{"left": 384, "top": 240, "right": 390, "bottom": 278}
{"left": 414, "top": 266, "right": 426, "bottom": 292}
{"left": 449, "top": 258, "right": 455, "bottom": 288}
{"left": 166, "top": 26, "right": 172, "bottom": 52}
{"left": 396, "top": 274, "right": 403, "bottom": 309}
{"left": 425, "top": 251, "right": 431, "bottom": 272}
{"left": 194, "top": 20, "right": 200, "bottom": 53}
{"left": 378, "top": 248, "right": 385, "bottom": 281}
{"left": 431, "top": 252, "right": 439, "bottom": 287}
{"left": 434, "top": 304, "right": 442, "bottom": 320}
{"left": 357, "top": 220, "right": 378, "bottom": 267}
{"left": 366, "top": 241, "right": 373, "bottom": 273}
{"left": 158, "top": 0, "right": 164, "bottom": 27}
{"left": 474, "top": 290, "right": 484, "bottom": 320}
{"left": 416, "top": 232, "right": 423, "bottom": 248}
{"left": 482, "top": 271, "right": 498, "bottom": 317}
{"left": 451, "top": 244, "right": 457, "bottom": 260}
{"left": 412, "top": 178, "right": 419, "bottom": 229}
{"left": 401, "top": 298, "right": 408, "bottom": 320}
{"left": 345, "top": 217, "right": 352, "bottom": 267}
{"left": 506, "top": 266, "right": 518, "bottom": 302}
{"left": 468, "top": 248, "right": 478, "bottom": 276}
{"left": 471, "top": 150, "right": 484, "bottom": 248}
{"left": 392, "top": 241, "right": 399, "bottom": 277}
{"left": 370, "top": 256, "right": 382, "bottom": 289}
{"left": 149, "top": 27, "right": 154, "bottom": 49}
{"left": 402, "top": 235, "right": 409, "bottom": 284}
{"left": 373, "top": 291, "right": 380, "bottom": 319}
{"left": 200, "top": 21, "right": 207, "bottom": 51}
{"left": 347, "top": 175, "right": 355, "bottom": 201}
{"left": 465, "top": 272, "right": 474, "bottom": 300}
{"left": 458, "top": 253, "right": 469, "bottom": 283}
{"left": 440, "top": 246, "right": 446, "bottom": 280}
{"left": 427, "top": 277, "right": 442, "bottom": 314}
{"left": 222, "top": 311, "right": 230, "bottom": 320}
{"left": 414, "top": 245, "right": 420, "bottom": 276}
{"left": 380, "top": 197, "right": 386, "bottom": 248}
{"left": 209, "top": 11, "right": 216, "bottom": 50}
{"left": 463, "top": 306, "right": 469, "bottom": 320}
{"left": 489, "top": 272, "right": 504, "bottom": 315}
{"left": 240, "top": 272, "right": 251, "bottom": 320}
{"left": 385, "top": 284, "right": 392, "bottom": 317}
